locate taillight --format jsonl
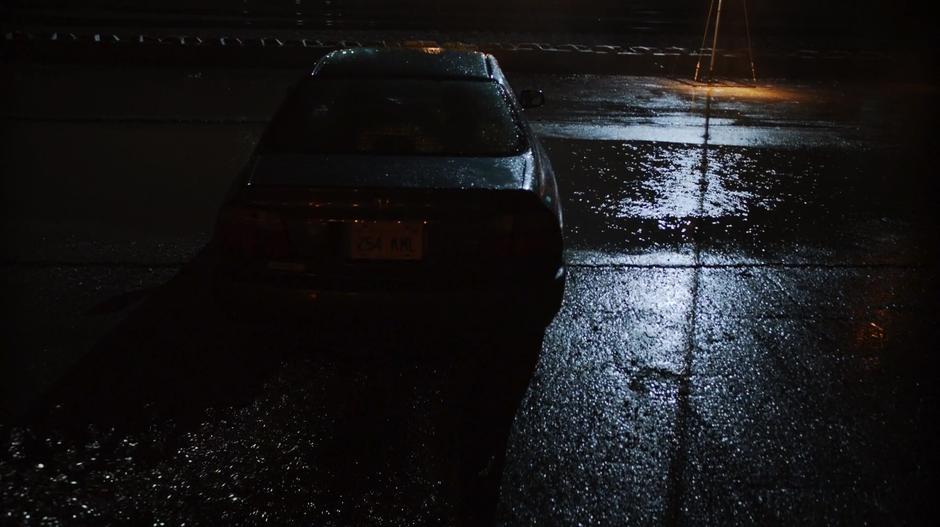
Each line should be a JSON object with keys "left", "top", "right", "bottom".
{"left": 513, "top": 211, "right": 560, "bottom": 258}
{"left": 217, "top": 204, "right": 291, "bottom": 259}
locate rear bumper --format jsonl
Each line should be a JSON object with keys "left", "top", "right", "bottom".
{"left": 212, "top": 266, "right": 566, "bottom": 329}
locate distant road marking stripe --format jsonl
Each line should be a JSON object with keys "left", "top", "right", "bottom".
{"left": 0, "top": 260, "right": 186, "bottom": 268}
{"left": 0, "top": 114, "right": 267, "bottom": 125}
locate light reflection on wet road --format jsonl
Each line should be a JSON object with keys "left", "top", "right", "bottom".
{"left": 1, "top": 68, "right": 936, "bottom": 524}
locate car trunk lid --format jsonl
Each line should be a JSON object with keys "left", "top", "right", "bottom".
{"left": 216, "top": 185, "right": 560, "bottom": 285}
{"left": 247, "top": 153, "right": 534, "bottom": 191}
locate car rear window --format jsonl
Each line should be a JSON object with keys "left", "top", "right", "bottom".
{"left": 259, "top": 79, "right": 526, "bottom": 157}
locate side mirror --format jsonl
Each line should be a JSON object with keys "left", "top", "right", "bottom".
{"left": 519, "top": 89, "right": 545, "bottom": 109}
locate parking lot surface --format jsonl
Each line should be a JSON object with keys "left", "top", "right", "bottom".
{"left": 1, "top": 64, "right": 936, "bottom": 524}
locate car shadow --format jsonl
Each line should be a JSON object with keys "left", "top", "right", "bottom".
{"left": 22, "top": 247, "right": 540, "bottom": 525}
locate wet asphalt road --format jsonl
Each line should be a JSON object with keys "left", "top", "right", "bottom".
{"left": 1, "top": 63, "right": 938, "bottom": 525}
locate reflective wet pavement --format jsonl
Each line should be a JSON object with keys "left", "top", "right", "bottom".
{"left": 1, "top": 66, "right": 937, "bottom": 525}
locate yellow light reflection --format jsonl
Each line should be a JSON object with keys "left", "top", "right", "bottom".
{"left": 856, "top": 321, "right": 887, "bottom": 346}
{"left": 678, "top": 82, "right": 810, "bottom": 103}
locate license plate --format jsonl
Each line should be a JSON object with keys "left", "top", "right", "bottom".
{"left": 348, "top": 221, "right": 424, "bottom": 261}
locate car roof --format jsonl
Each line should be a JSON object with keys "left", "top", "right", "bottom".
{"left": 313, "top": 47, "right": 493, "bottom": 81}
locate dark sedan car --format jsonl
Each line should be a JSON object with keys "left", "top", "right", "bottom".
{"left": 211, "top": 47, "right": 565, "bottom": 332}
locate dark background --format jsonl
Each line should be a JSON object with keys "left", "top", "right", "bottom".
{"left": 0, "top": 1, "right": 931, "bottom": 43}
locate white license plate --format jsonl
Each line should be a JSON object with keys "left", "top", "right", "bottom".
{"left": 348, "top": 221, "right": 424, "bottom": 261}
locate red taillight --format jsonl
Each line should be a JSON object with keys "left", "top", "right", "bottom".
{"left": 513, "top": 212, "right": 560, "bottom": 258}
{"left": 217, "top": 204, "right": 290, "bottom": 259}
